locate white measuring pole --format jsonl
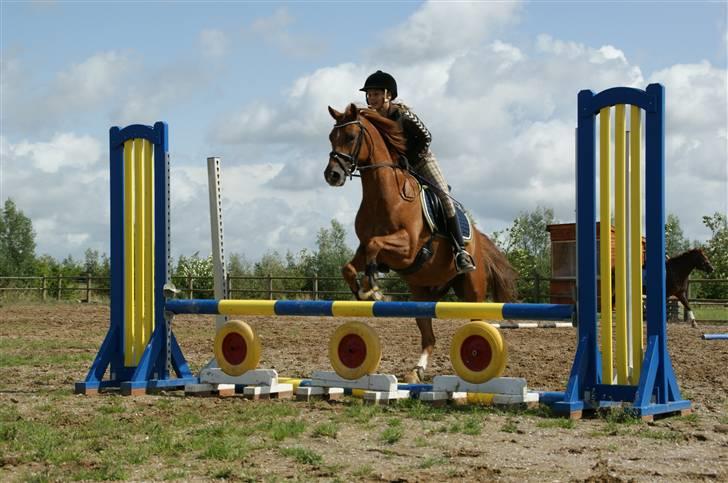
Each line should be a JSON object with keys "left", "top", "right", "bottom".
{"left": 207, "top": 157, "right": 228, "bottom": 331}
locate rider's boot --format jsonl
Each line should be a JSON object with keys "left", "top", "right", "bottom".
{"left": 447, "top": 215, "right": 476, "bottom": 274}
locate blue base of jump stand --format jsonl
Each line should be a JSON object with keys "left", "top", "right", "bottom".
{"left": 75, "top": 321, "right": 197, "bottom": 396}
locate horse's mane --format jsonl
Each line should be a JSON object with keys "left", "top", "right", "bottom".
{"left": 359, "top": 108, "right": 407, "bottom": 158}
{"left": 670, "top": 248, "right": 704, "bottom": 262}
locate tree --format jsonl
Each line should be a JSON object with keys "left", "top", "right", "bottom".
{"left": 492, "top": 206, "right": 555, "bottom": 301}
{"left": 0, "top": 199, "right": 37, "bottom": 275}
{"left": 171, "top": 252, "right": 213, "bottom": 298}
{"left": 665, "top": 214, "right": 690, "bottom": 256}
{"left": 298, "top": 220, "right": 355, "bottom": 299}
{"left": 699, "top": 212, "right": 728, "bottom": 299}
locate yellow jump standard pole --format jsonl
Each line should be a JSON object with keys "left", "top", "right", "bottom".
{"left": 599, "top": 106, "right": 613, "bottom": 385}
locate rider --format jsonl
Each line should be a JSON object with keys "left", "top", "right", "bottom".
{"left": 360, "top": 70, "right": 476, "bottom": 274}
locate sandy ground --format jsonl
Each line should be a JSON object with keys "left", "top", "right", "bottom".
{"left": 1, "top": 303, "right": 727, "bottom": 482}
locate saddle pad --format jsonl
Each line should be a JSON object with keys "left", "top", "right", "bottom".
{"left": 420, "top": 185, "right": 472, "bottom": 241}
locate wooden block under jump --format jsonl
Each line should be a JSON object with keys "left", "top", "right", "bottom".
{"left": 419, "top": 376, "right": 539, "bottom": 407}
{"left": 295, "top": 386, "right": 344, "bottom": 402}
{"left": 199, "top": 368, "right": 279, "bottom": 386}
{"left": 308, "top": 371, "right": 398, "bottom": 392}
{"left": 362, "top": 389, "right": 411, "bottom": 406}
{"left": 184, "top": 383, "right": 236, "bottom": 397}
{"left": 243, "top": 383, "right": 294, "bottom": 400}
{"left": 432, "top": 376, "right": 530, "bottom": 396}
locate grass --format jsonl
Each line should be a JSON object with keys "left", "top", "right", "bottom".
{"left": 280, "top": 446, "right": 323, "bottom": 466}
{"left": 447, "top": 416, "right": 482, "bottom": 435}
{"left": 638, "top": 429, "right": 684, "bottom": 442}
{"left": 342, "top": 401, "right": 382, "bottom": 424}
{"left": 501, "top": 419, "right": 518, "bottom": 433}
{"left": 352, "top": 465, "right": 375, "bottom": 478}
{"left": 311, "top": 421, "right": 338, "bottom": 439}
{"left": 380, "top": 425, "right": 404, "bottom": 444}
{"left": 694, "top": 306, "right": 728, "bottom": 320}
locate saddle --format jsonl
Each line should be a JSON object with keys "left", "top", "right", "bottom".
{"left": 420, "top": 185, "right": 472, "bottom": 241}
{"left": 390, "top": 184, "right": 472, "bottom": 276}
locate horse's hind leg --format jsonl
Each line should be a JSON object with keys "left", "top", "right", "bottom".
{"left": 405, "top": 318, "right": 434, "bottom": 384}
{"left": 342, "top": 246, "right": 366, "bottom": 299}
{"left": 404, "top": 286, "right": 438, "bottom": 384}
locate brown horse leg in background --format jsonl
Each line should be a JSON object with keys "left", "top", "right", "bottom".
{"left": 673, "top": 289, "right": 698, "bottom": 328}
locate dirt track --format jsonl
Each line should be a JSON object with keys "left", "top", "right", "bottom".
{"left": 1, "top": 303, "right": 727, "bottom": 481}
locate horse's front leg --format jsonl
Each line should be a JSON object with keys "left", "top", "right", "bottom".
{"left": 342, "top": 246, "right": 366, "bottom": 299}
{"left": 676, "top": 291, "right": 698, "bottom": 328}
{"left": 360, "top": 229, "right": 412, "bottom": 301}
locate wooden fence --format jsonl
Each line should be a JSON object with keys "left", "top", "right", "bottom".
{"left": 1, "top": 275, "right": 726, "bottom": 307}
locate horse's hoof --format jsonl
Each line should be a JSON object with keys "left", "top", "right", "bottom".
{"left": 691, "top": 320, "right": 699, "bottom": 329}
{"left": 372, "top": 290, "right": 384, "bottom": 301}
{"left": 403, "top": 370, "right": 420, "bottom": 384}
{"left": 358, "top": 288, "right": 373, "bottom": 300}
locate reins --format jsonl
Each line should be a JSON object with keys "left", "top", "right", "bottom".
{"left": 329, "top": 113, "right": 465, "bottom": 209}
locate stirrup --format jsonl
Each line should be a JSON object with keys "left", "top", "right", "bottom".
{"left": 455, "top": 250, "right": 476, "bottom": 274}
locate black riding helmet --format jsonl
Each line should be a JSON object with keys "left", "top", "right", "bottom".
{"left": 360, "top": 70, "right": 398, "bottom": 100}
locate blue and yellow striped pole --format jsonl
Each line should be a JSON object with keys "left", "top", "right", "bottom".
{"left": 165, "top": 299, "right": 574, "bottom": 320}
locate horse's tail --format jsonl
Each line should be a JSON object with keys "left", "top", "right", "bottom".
{"left": 478, "top": 231, "right": 518, "bottom": 302}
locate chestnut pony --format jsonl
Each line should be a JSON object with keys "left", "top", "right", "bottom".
{"left": 324, "top": 103, "right": 517, "bottom": 383}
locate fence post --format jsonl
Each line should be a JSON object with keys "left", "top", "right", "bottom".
{"left": 41, "top": 276, "right": 47, "bottom": 301}
{"left": 57, "top": 274, "right": 62, "bottom": 301}
{"left": 188, "top": 274, "right": 193, "bottom": 299}
{"left": 268, "top": 274, "right": 273, "bottom": 300}
{"left": 85, "top": 275, "right": 91, "bottom": 303}
{"left": 534, "top": 272, "right": 542, "bottom": 302}
{"left": 313, "top": 274, "right": 319, "bottom": 300}
{"left": 226, "top": 273, "right": 231, "bottom": 299}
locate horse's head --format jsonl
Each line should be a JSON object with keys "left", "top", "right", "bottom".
{"left": 324, "top": 103, "right": 370, "bottom": 187}
{"left": 694, "top": 248, "right": 714, "bottom": 274}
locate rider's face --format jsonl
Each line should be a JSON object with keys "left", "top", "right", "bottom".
{"left": 366, "top": 89, "right": 388, "bottom": 110}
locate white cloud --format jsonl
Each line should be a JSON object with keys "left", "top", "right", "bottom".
{"left": 651, "top": 61, "right": 727, "bottom": 129}
{"left": 373, "top": 1, "right": 522, "bottom": 63}
{"left": 10, "top": 133, "right": 102, "bottom": 173}
{"left": 53, "top": 51, "right": 133, "bottom": 109}
{"left": 1, "top": 132, "right": 109, "bottom": 259}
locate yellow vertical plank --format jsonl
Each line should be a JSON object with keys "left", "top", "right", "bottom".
{"left": 614, "top": 105, "right": 628, "bottom": 385}
{"left": 143, "top": 140, "right": 155, "bottom": 346}
{"left": 134, "top": 139, "right": 145, "bottom": 365}
{"left": 630, "top": 106, "right": 644, "bottom": 383}
{"left": 123, "top": 141, "right": 136, "bottom": 366}
{"left": 599, "top": 107, "right": 613, "bottom": 385}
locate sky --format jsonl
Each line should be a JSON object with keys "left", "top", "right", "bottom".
{"left": 1, "top": 0, "right": 727, "bottom": 266}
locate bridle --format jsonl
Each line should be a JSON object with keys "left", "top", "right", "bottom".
{"left": 329, "top": 118, "right": 399, "bottom": 179}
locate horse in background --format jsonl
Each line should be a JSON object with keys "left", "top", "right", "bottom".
{"left": 324, "top": 103, "right": 517, "bottom": 383}
{"left": 666, "top": 248, "right": 714, "bottom": 326}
